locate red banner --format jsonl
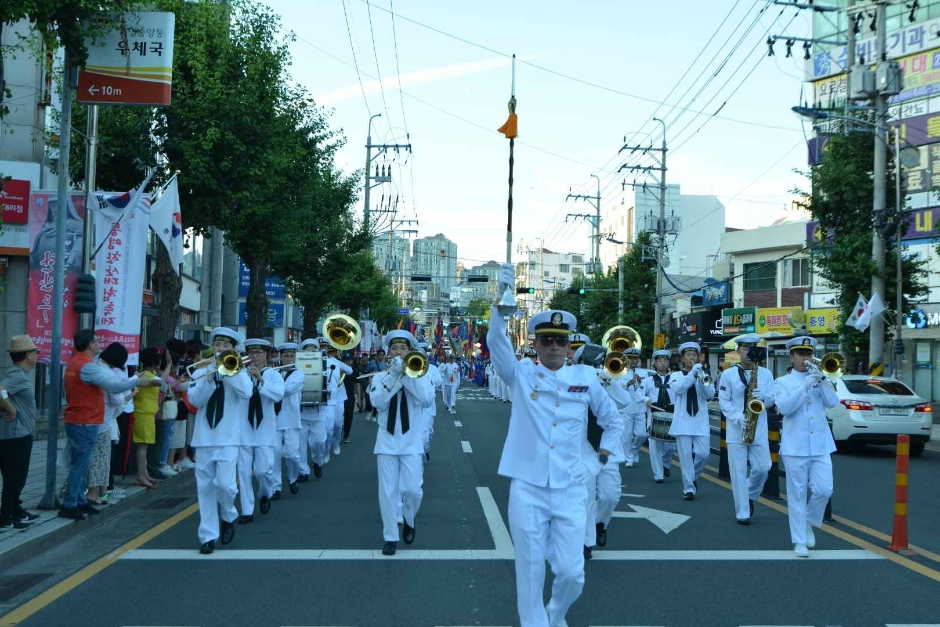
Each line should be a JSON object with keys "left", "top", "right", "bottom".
{"left": 1, "top": 179, "right": 30, "bottom": 225}
{"left": 27, "top": 192, "right": 86, "bottom": 364}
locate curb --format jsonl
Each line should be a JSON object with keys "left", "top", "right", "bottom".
{"left": 0, "top": 471, "right": 196, "bottom": 571}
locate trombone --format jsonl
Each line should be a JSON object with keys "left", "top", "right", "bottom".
{"left": 384, "top": 351, "right": 430, "bottom": 389}
{"left": 187, "top": 350, "right": 250, "bottom": 380}
{"left": 322, "top": 314, "right": 362, "bottom": 351}
{"left": 807, "top": 351, "right": 845, "bottom": 388}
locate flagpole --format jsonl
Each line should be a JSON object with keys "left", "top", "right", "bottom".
{"left": 496, "top": 55, "right": 519, "bottom": 321}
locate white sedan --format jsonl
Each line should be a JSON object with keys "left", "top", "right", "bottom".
{"left": 825, "top": 375, "right": 933, "bottom": 457}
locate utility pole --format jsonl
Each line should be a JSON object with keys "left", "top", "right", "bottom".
{"left": 363, "top": 113, "right": 411, "bottom": 234}
{"left": 566, "top": 173, "right": 601, "bottom": 275}
{"left": 618, "top": 256, "right": 625, "bottom": 324}
{"left": 868, "top": 1, "right": 888, "bottom": 375}
{"left": 79, "top": 104, "right": 98, "bottom": 331}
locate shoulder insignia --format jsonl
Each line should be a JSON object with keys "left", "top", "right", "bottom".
{"left": 719, "top": 385, "right": 726, "bottom": 391}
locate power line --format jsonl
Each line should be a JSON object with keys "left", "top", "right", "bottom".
{"left": 388, "top": 0, "right": 408, "bottom": 133}
{"left": 341, "top": 0, "right": 371, "bottom": 116}
{"left": 364, "top": 0, "right": 393, "bottom": 125}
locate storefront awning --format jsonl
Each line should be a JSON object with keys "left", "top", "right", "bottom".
{"left": 901, "top": 326, "right": 940, "bottom": 340}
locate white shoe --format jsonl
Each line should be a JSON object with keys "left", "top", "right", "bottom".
{"left": 177, "top": 458, "right": 196, "bottom": 470}
{"left": 806, "top": 524, "right": 816, "bottom": 548}
{"left": 323, "top": 452, "right": 330, "bottom": 465}
{"left": 158, "top": 464, "right": 178, "bottom": 477}
{"left": 794, "top": 543, "right": 809, "bottom": 557}
{"left": 333, "top": 443, "right": 341, "bottom": 456}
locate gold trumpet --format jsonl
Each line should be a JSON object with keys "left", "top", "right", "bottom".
{"left": 601, "top": 325, "right": 642, "bottom": 354}
{"left": 322, "top": 314, "right": 362, "bottom": 351}
{"left": 385, "top": 351, "right": 430, "bottom": 388}
{"left": 188, "top": 350, "right": 249, "bottom": 380}
{"left": 807, "top": 352, "right": 845, "bottom": 388}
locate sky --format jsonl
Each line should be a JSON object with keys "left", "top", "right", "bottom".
{"left": 261, "top": 0, "right": 816, "bottom": 268}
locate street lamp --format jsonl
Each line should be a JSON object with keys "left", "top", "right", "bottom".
{"left": 793, "top": 106, "right": 921, "bottom": 380}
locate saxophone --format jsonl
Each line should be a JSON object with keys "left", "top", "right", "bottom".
{"left": 742, "top": 362, "right": 764, "bottom": 445}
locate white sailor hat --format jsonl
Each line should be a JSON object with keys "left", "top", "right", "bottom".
{"left": 300, "top": 338, "right": 320, "bottom": 350}
{"left": 572, "top": 344, "right": 588, "bottom": 364}
{"left": 244, "top": 338, "right": 271, "bottom": 349}
{"left": 652, "top": 349, "right": 671, "bottom": 360}
{"left": 574, "top": 343, "right": 605, "bottom": 366}
{"left": 569, "top": 332, "right": 590, "bottom": 347}
{"left": 734, "top": 334, "right": 761, "bottom": 347}
{"left": 678, "top": 341, "right": 701, "bottom": 355}
{"left": 527, "top": 310, "right": 577, "bottom": 336}
{"left": 624, "top": 347, "right": 641, "bottom": 357}
{"left": 211, "top": 327, "right": 244, "bottom": 348}
{"left": 384, "top": 330, "right": 417, "bottom": 350}
{"left": 278, "top": 342, "right": 299, "bottom": 353}
{"left": 786, "top": 336, "right": 817, "bottom": 352}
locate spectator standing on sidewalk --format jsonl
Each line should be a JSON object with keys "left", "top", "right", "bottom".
{"left": 0, "top": 335, "right": 41, "bottom": 529}
{"left": 133, "top": 347, "right": 172, "bottom": 488}
{"left": 86, "top": 342, "right": 135, "bottom": 505}
{"left": 61, "top": 330, "right": 160, "bottom": 520}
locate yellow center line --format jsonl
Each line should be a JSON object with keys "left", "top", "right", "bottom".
{"left": 0, "top": 503, "right": 198, "bottom": 627}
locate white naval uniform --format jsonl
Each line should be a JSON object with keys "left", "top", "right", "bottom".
{"left": 485, "top": 364, "right": 494, "bottom": 396}
{"left": 773, "top": 369, "right": 838, "bottom": 545}
{"left": 619, "top": 369, "right": 649, "bottom": 465}
{"left": 238, "top": 367, "right": 285, "bottom": 516}
{"left": 488, "top": 306, "right": 624, "bottom": 627}
{"left": 440, "top": 362, "right": 460, "bottom": 410}
{"left": 188, "top": 368, "right": 252, "bottom": 544}
{"left": 423, "top": 364, "right": 443, "bottom": 455}
{"left": 668, "top": 369, "right": 715, "bottom": 495}
{"left": 718, "top": 365, "right": 774, "bottom": 521}
{"left": 370, "top": 369, "right": 434, "bottom": 542}
{"left": 584, "top": 372, "right": 629, "bottom": 548}
{"left": 276, "top": 368, "right": 305, "bottom": 489}
{"left": 325, "top": 357, "right": 353, "bottom": 458}
{"left": 642, "top": 372, "right": 677, "bottom": 481}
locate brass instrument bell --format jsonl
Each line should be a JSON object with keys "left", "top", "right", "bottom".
{"left": 322, "top": 314, "right": 362, "bottom": 351}
{"left": 601, "top": 325, "right": 642, "bottom": 354}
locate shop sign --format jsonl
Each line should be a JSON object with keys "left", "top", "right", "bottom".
{"left": 721, "top": 307, "right": 756, "bottom": 334}
{"left": 807, "top": 308, "right": 840, "bottom": 335}
{"left": 756, "top": 307, "right": 805, "bottom": 335}
{"left": 702, "top": 279, "right": 730, "bottom": 307}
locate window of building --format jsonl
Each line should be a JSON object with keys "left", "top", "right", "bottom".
{"left": 558, "top": 264, "right": 570, "bottom": 273}
{"left": 572, "top": 267, "right": 583, "bottom": 277}
{"left": 182, "top": 229, "right": 204, "bottom": 279}
{"left": 571, "top": 255, "right": 583, "bottom": 264}
{"left": 743, "top": 262, "right": 776, "bottom": 291}
{"left": 544, "top": 271, "right": 550, "bottom": 277}
{"left": 784, "top": 258, "right": 810, "bottom": 287}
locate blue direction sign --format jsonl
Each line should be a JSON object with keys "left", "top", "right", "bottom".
{"left": 397, "top": 308, "right": 410, "bottom": 314}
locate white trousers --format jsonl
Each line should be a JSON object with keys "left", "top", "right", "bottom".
{"left": 584, "top": 464, "right": 622, "bottom": 546}
{"left": 621, "top": 413, "right": 647, "bottom": 464}
{"left": 648, "top": 438, "right": 676, "bottom": 481}
{"left": 237, "top": 445, "right": 276, "bottom": 516}
{"left": 329, "top": 403, "right": 344, "bottom": 455}
{"left": 727, "top": 441, "right": 771, "bottom": 520}
{"left": 509, "top": 479, "right": 587, "bottom": 627}
{"left": 275, "top": 428, "right": 301, "bottom": 488}
{"left": 377, "top": 453, "right": 424, "bottom": 542}
{"left": 675, "top": 435, "right": 709, "bottom": 495}
{"left": 422, "top": 411, "right": 436, "bottom": 454}
{"left": 782, "top": 454, "right": 833, "bottom": 545}
{"left": 300, "top": 408, "right": 328, "bottom": 467}
{"left": 195, "top": 445, "right": 238, "bottom": 544}
{"left": 444, "top": 382, "right": 458, "bottom": 408}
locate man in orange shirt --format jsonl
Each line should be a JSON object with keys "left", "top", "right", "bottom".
{"left": 61, "top": 329, "right": 160, "bottom": 520}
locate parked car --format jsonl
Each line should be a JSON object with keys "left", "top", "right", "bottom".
{"left": 825, "top": 375, "right": 932, "bottom": 457}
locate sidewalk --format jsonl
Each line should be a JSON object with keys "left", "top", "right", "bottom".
{"left": 0, "top": 437, "right": 193, "bottom": 569}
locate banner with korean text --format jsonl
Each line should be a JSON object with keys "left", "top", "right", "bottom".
{"left": 756, "top": 307, "right": 805, "bottom": 335}
{"left": 92, "top": 184, "right": 152, "bottom": 366}
{"left": 26, "top": 192, "right": 87, "bottom": 364}
{"left": 807, "top": 308, "right": 840, "bottom": 335}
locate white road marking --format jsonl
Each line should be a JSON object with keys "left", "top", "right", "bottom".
{"left": 453, "top": 420, "right": 462, "bottom": 427}
{"left": 611, "top": 504, "right": 690, "bottom": 534}
{"left": 620, "top": 492, "right": 646, "bottom": 498}
{"left": 461, "top": 440, "right": 473, "bottom": 453}
{"left": 476, "top": 486, "right": 513, "bottom": 558}
{"left": 590, "top": 549, "right": 880, "bottom": 561}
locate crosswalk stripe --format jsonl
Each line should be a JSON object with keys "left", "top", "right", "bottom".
{"left": 461, "top": 440, "right": 473, "bottom": 453}
{"left": 453, "top": 420, "right": 462, "bottom": 427}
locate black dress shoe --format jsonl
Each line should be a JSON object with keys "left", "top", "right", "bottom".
{"left": 749, "top": 499, "right": 755, "bottom": 517}
{"left": 663, "top": 467, "right": 671, "bottom": 478}
{"left": 313, "top": 464, "right": 323, "bottom": 479}
{"left": 583, "top": 545, "right": 593, "bottom": 560}
{"left": 737, "top": 518, "right": 750, "bottom": 525}
{"left": 403, "top": 522, "right": 416, "bottom": 544}
{"left": 289, "top": 482, "right": 299, "bottom": 495}
{"left": 271, "top": 490, "right": 281, "bottom": 501}
{"left": 237, "top": 514, "right": 254, "bottom": 524}
{"left": 693, "top": 480, "right": 698, "bottom": 490}
{"left": 57, "top": 507, "right": 87, "bottom": 521}
{"left": 78, "top": 503, "right": 101, "bottom": 516}
{"left": 220, "top": 520, "right": 236, "bottom": 545}
{"left": 0, "top": 517, "right": 30, "bottom": 529}
{"left": 297, "top": 474, "right": 309, "bottom": 483}
{"left": 655, "top": 479, "right": 664, "bottom": 484}
{"left": 425, "top": 452, "right": 430, "bottom": 463}
{"left": 259, "top": 496, "right": 271, "bottom": 515}
{"left": 596, "top": 522, "right": 607, "bottom": 547}
{"left": 382, "top": 541, "right": 397, "bottom": 556}
{"left": 683, "top": 492, "right": 695, "bottom": 501}
{"left": 200, "top": 541, "right": 215, "bottom": 555}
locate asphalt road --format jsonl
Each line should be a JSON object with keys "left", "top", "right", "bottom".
{"left": 1, "top": 382, "right": 939, "bottom": 627}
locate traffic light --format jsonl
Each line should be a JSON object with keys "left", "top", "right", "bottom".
{"left": 74, "top": 273, "right": 96, "bottom": 314}
{"left": 410, "top": 274, "right": 432, "bottom": 282}
{"left": 566, "top": 287, "right": 586, "bottom": 295}
{"left": 516, "top": 287, "right": 536, "bottom": 295}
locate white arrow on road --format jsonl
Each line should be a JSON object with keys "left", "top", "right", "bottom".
{"left": 88, "top": 84, "right": 99, "bottom": 96}
{"left": 611, "top": 504, "right": 690, "bottom": 534}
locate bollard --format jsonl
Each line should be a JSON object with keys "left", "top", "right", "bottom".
{"left": 761, "top": 411, "right": 781, "bottom": 499}
{"left": 888, "top": 434, "right": 914, "bottom": 554}
{"left": 718, "top": 412, "right": 730, "bottom": 481}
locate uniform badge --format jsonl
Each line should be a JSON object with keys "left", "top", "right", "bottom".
{"left": 531, "top": 391, "right": 539, "bottom": 400}
{"left": 551, "top": 312, "right": 563, "bottom": 326}
{"left": 567, "top": 385, "right": 587, "bottom": 393}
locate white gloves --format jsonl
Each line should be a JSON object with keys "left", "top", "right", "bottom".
{"left": 387, "top": 356, "right": 404, "bottom": 379}
{"left": 690, "top": 363, "right": 703, "bottom": 374}
{"left": 751, "top": 387, "right": 766, "bottom": 401}
{"left": 803, "top": 371, "right": 824, "bottom": 389}
{"left": 497, "top": 263, "right": 515, "bottom": 290}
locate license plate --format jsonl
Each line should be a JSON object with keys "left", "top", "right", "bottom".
{"left": 878, "top": 407, "right": 909, "bottom": 416}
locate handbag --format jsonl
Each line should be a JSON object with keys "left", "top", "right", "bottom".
{"left": 160, "top": 395, "right": 179, "bottom": 421}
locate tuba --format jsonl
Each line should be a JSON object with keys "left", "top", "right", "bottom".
{"left": 601, "top": 325, "right": 642, "bottom": 354}
{"left": 322, "top": 314, "right": 362, "bottom": 351}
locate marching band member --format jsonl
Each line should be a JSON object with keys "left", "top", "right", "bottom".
{"left": 486, "top": 361, "right": 495, "bottom": 397}
{"left": 642, "top": 349, "right": 677, "bottom": 483}
{"left": 488, "top": 263, "right": 623, "bottom": 627}
{"left": 717, "top": 334, "right": 773, "bottom": 525}
{"left": 324, "top": 344, "right": 353, "bottom": 458}
{"left": 274, "top": 343, "right": 305, "bottom": 498}
{"left": 440, "top": 354, "right": 460, "bottom": 414}
{"left": 369, "top": 330, "right": 434, "bottom": 556}
{"left": 236, "top": 339, "right": 285, "bottom": 523}
{"left": 668, "top": 341, "right": 714, "bottom": 501}
{"left": 567, "top": 333, "right": 588, "bottom": 365}
{"left": 773, "top": 336, "right": 838, "bottom": 557}
{"left": 298, "top": 338, "right": 328, "bottom": 479}
{"left": 422, "top": 345, "right": 443, "bottom": 463}
{"left": 619, "top": 347, "right": 648, "bottom": 468}
{"left": 188, "top": 328, "right": 252, "bottom": 555}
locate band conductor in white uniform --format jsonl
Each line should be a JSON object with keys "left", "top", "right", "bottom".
{"left": 717, "top": 334, "right": 773, "bottom": 525}
{"left": 440, "top": 354, "right": 460, "bottom": 414}
{"left": 188, "top": 328, "right": 252, "bottom": 555}
{"left": 274, "top": 343, "right": 305, "bottom": 497}
{"left": 488, "top": 263, "right": 624, "bottom": 627}
{"left": 369, "top": 330, "right": 435, "bottom": 556}
{"left": 620, "top": 347, "right": 648, "bottom": 468}
{"left": 642, "top": 349, "right": 677, "bottom": 483}
{"left": 773, "top": 336, "right": 839, "bottom": 557}
{"left": 668, "top": 341, "right": 715, "bottom": 501}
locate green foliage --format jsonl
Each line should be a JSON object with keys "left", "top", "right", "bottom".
{"left": 792, "top": 131, "right": 928, "bottom": 359}
{"left": 465, "top": 298, "right": 490, "bottom": 318}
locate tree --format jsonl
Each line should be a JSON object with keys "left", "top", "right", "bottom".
{"left": 793, "top": 130, "right": 928, "bottom": 361}
{"left": 465, "top": 298, "right": 491, "bottom": 319}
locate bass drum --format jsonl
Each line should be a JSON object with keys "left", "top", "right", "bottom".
{"left": 648, "top": 411, "right": 676, "bottom": 442}
{"left": 296, "top": 351, "right": 327, "bottom": 405}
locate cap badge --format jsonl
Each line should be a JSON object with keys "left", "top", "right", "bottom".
{"left": 551, "top": 312, "right": 563, "bottom": 326}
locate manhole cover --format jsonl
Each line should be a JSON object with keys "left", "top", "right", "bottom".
{"left": 144, "top": 496, "right": 189, "bottom": 510}
{"left": 0, "top": 574, "right": 51, "bottom": 602}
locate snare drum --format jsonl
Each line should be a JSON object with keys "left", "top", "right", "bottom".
{"left": 648, "top": 411, "right": 676, "bottom": 442}
{"left": 296, "top": 351, "right": 327, "bottom": 405}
